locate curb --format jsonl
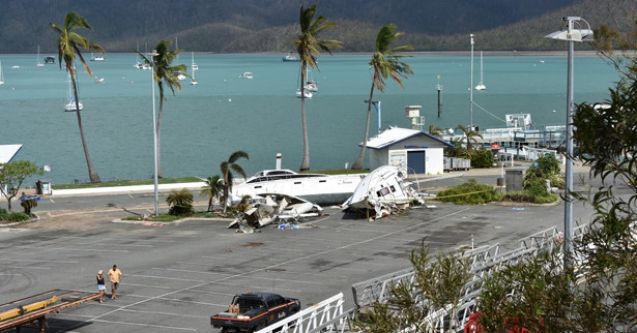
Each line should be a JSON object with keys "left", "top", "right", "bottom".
{"left": 112, "top": 216, "right": 233, "bottom": 227}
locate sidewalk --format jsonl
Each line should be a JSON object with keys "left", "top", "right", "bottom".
{"left": 49, "top": 182, "right": 206, "bottom": 198}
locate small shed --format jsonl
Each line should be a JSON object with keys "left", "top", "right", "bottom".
{"left": 362, "top": 127, "right": 453, "bottom": 176}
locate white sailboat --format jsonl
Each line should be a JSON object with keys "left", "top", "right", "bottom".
{"left": 36, "top": 45, "right": 44, "bottom": 67}
{"left": 64, "top": 74, "right": 83, "bottom": 112}
{"left": 190, "top": 52, "right": 198, "bottom": 86}
{"left": 475, "top": 51, "right": 486, "bottom": 91}
{"left": 0, "top": 60, "right": 5, "bottom": 86}
{"left": 296, "top": 89, "right": 312, "bottom": 99}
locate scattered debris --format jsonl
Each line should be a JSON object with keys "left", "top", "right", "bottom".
{"left": 229, "top": 193, "right": 323, "bottom": 233}
{"left": 341, "top": 166, "right": 424, "bottom": 220}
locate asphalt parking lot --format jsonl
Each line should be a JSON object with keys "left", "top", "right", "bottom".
{"left": 0, "top": 194, "right": 597, "bottom": 333}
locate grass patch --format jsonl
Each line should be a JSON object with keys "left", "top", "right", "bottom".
{"left": 123, "top": 210, "right": 224, "bottom": 222}
{"left": 503, "top": 191, "right": 559, "bottom": 204}
{"left": 53, "top": 177, "right": 203, "bottom": 190}
{"left": 0, "top": 210, "right": 31, "bottom": 223}
{"left": 436, "top": 179, "right": 503, "bottom": 204}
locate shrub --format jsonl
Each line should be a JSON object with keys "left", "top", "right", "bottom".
{"left": 436, "top": 179, "right": 502, "bottom": 204}
{"left": 166, "top": 188, "right": 194, "bottom": 216}
{"left": 469, "top": 149, "right": 495, "bottom": 168}
{"left": 0, "top": 211, "right": 31, "bottom": 222}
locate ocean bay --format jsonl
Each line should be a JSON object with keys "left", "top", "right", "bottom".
{"left": 0, "top": 53, "right": 618, "bottom": 183}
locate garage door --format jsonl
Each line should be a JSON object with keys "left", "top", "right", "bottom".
{"left": 407, "top": 150, "right": 425, "bottom": 174}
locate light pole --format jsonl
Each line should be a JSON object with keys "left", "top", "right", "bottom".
{"left": 470, "top": 33, "right": 474, "bottom": 129}
{"left": 545, "top": 17, "right": 593, "bottom": 267}
{"left": 150, "top": 50, "right": 159, "bottom": 217}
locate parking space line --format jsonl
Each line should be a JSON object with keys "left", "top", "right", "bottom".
{"left": 98, "top": 304, "right": 209, "bottom": 318}
{"left": 124, "top": 282, "right": 175, "bottom": 290}
{"left": 13, "top": 245, "right": 130, "bottom": 253}
{"left": 91, "top": 318, "right": 197, "bottom": 331}
{"left": 151, "top": 267, "right": 230, "bottom": 276}
{"left": 126, "top": 274, "right": 205, "bottom": 282}
{"left": 0, "top": 258, "right": 80, "bottom": 264}
{"left": 86, "top": 207, "right": 472, "bottom": 324}
{"left": 4, "top": 266, "right": 51, "bottom": 270}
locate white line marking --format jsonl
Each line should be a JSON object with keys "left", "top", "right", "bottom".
{"left": 97, "top": 304, "right": 209, "bottom": 318}
{"left": 13, "top": 245, "right": 129, "bottom": 253}
{"left": 123, "top": 282, "right": 175, "bottom": 290}
{"left": 126, "top": 274, "right": 204, "bottom": 282}
{"left": 151, "top": 267, "right": 230, "bottom": 276}
{"left": 88, "top": 207, "right": 472, "bottom": 323}
{"left": 91, "top": 318, "right": 196, "bottom": 331}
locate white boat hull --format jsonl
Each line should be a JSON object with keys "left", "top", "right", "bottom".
{"left": 232, "top": 174, "right": 364, "bottom": 205}
{"left": 342, "top": 166, "right": 416, "bottom": 210}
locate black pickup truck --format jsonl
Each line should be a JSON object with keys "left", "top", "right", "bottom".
{"left": 211, "top": 292, "right": 301, "bottom": 333}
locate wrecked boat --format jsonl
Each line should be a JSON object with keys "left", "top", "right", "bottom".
{"left": 231, "top": 169, "right": 364, "bottom": 205}
{"left": 229, "top": 193, "right": 323, "bottom": 233}
{"left": 341, "top": 165, "right": 423, "bottom": 218}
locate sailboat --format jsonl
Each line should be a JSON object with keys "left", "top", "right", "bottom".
{"left": 36, "top": 45, "right": 45, "bottom": 67}
{"left": 0, "top": 60, "right": 5, "bottom": 86}
{"left": 475, "top": 51, "right": 486, "bottom": 91}
{"left": 190, "top": 52, "right": 198, "bottom": 86}
{"left": 64, "top": 74, "right": 83, "bottom": 112}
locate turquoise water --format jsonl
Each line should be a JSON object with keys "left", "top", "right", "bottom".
{"left": 0, "top": 53, "right": 619, "bottom": 183}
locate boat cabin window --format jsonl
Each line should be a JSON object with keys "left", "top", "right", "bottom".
{"left": 377, "top": 187, "right": 391, "bottom": 197}
{"left": 390, "top": 185, "right": 396, "bottom": 192}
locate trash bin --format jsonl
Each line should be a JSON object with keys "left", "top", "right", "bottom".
{"left": 496, "top": 177, "right": 504, "bottom": 187}
{"left": 35, "top": 179, "right": 52, "bottom": 195}
{"left": 505, "top": 168, "right": 525, "bottom": 192}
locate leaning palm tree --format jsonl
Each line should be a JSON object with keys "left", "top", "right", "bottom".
{"left": 139, "top": 40, "right": 186, "bottom": 178}
{"left": 50, "top": 12, "right": 103, "bottom": 182}
{"left": 294, "top": 4, "right": 342, "bottom": 171}
{"left": 200, "top": 175, "right": 224, "bottom": 212}
{"left": 456, "top": 124, "right": 483, "bottom": 151}
{"left": 352, "top": 24, "right": 413, "bottom": 170}
{"left": 220, "top": 151, "right": 249, "bottom": 213}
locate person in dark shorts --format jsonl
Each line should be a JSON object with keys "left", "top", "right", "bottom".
{"left": 108, "top": 264, "right": 123, "bottom": 299}
{"left": 96, "top": 270, "right": 106, "bottom": 303}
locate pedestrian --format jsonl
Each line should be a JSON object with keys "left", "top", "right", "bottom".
{"left": 108, "top": 264, "right": 123, "bottom": 300}
{"left": 96, "top": 270, "right": 106, "bottom": 303}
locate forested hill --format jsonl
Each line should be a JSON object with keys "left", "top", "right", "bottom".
{"left": 0, "top": 0, "right": 635, "bottom": 53}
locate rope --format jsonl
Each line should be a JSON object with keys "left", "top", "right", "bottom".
{"left": 472, "top": 101, "right": 507, "bottom": 124}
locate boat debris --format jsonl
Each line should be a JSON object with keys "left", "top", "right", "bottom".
{"left": 229, "top": 193, "right": 323, "bottom": 233}
{"left": 341, "top": 166, "right": 424, "bottom": 220}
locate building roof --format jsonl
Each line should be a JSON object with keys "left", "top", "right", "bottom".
{"left": 363, "top": 127, "right": 453, "bottom": 150}
{"left": 0, "top": 144, "right": 22, "bottom": 164}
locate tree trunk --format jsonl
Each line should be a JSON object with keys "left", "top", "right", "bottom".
{"left": 207, "top": 197, "right": 213, "bottom": 212}
{"left": 352, "top": 83, "right": 376, "bottom": 170}
{"left": 299, "top": 62, "right": 310, "bottom": 171}
{"left": 70, "top": 72, "right": 101, "bottom": 183}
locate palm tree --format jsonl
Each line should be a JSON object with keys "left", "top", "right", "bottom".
{"left": 200, "top": 175, "right": 223, "bottom": 212}
{"left": 428, "top": 125, "right": 444, "bottom": 137}
{"left": 166, "top": 188, "right": 194, "bottom": 216}
{"left": 456, "top": 124, "right": 483, "bottom": 151}
{"left": 352, "top": 24, "right": 413, "bottom": 170}
{"left": 139, "top": 40, "right": 186, "bottom": 178}
{"left": 294, "top": 4, "right": 342, "bottom": 171}
{"left": 220, "top": 151, "right": 249, "bottom": 213}
{"left": 50, "top": 12, "right": 103, "bottom": 182}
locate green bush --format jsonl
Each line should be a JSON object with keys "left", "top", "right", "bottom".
{"left": 0, "top": 211, "right": 31, "bottom": 222}
{"left": 503, "top": 191, "right": 558, "bottom": 204}
{"left": 166, "top": 188, "right": 194, "bottom": 216}
{"left": 436, "top": 179, "right": 502, "bottom": 204}
{"left": 469, "top": 149, "right": 495, "bottom": 168}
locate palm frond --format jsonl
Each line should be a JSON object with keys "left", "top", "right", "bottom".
{"left": 228, "top": 150, "right": 249, "bottom": 163}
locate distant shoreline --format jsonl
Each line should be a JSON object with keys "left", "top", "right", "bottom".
{"left": 0, "top": 50, "right": 606, "bottom": 57}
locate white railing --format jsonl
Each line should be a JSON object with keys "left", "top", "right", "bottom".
{"left": 256, "top": 293, "right": 344, "bottom": 333}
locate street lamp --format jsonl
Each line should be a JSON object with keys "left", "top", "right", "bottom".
{"left": 364, "top": 100, "right": 382, "bottom": 134}
{"left": 470, "top": 33, "right": 474, "bottom": 129}
{"left": 150, "top": 50, "right": 160, "bottom": 217}
{"left": 545, "top": 16, "right": 593, "bottom": 267}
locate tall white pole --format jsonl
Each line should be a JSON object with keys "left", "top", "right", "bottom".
{"left": 470, "top": 34, "right": 474, "bottom": 129}
{"left": 564, "top": 22, "right": 575, "bottom": 268}
{"left": 376, "top": 101, "right": 382, "bottom": 134}
{"left": 151, "top": 52, "right": 159, "bottom": 216}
